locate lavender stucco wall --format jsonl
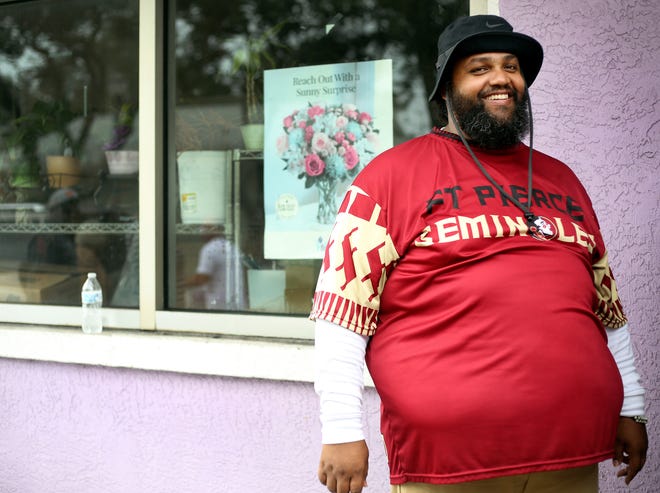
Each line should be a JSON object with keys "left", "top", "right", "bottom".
{"left": 0, "top": 358, "right": 388, "bottom": 492}
{"left": 0, "top": 1, "right": 658, "bottom": 492}
{"left": 500, "top": 0, "right": 660, "bottom": 489}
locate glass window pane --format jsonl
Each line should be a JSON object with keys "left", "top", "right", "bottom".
{"left": 168, "top": 0, "right": 468, "bottom": 315}
{"left": 0, "top": 0, "right": 140, "bottom": 308}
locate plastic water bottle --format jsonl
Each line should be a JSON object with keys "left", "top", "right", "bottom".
{"left": 81, "top": 272, "right": 103, "bottom": 334}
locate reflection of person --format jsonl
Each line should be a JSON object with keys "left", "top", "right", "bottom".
{"left": 312, "top": 15, "right": 647, "bottom": 493}
{"left": 75, "top": 228, "right": 127, "bottom": 303}
{"left": 184, "top": 228, "right": 246, "bottom": 310}
{"left": 27, "top": 188, "right": 80, "bottom": 266}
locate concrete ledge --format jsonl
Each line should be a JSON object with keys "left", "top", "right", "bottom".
{"left": 0, "top": 324, "right": 316, "bottom": 382}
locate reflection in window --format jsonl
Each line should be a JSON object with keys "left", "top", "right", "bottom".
{"left": 169, "top": 0, "right": 468, "bottom": 317}
{"left": 0, "top": 0, "right": 140, "bottom": 307}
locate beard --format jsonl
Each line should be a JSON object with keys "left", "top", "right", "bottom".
{"left": 447, "top": 85, "right": 530, "bottom": 149}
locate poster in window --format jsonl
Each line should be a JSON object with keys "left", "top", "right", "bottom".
{"left": 263, "top": 59, "right": 393, "bottom": 259}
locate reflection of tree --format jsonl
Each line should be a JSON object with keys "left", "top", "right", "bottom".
{"left": 0, "top": 0, "right": 139, "bottom": 160}
{"left": 174, "top": 0, "right": 468, "bottom": 135}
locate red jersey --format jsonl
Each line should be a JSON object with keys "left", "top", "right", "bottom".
{"left": 311, "top": 131, "right": 625, "bottom": 484}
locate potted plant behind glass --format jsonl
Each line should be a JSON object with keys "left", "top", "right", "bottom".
{"left": 2, "top": 99, "right": 90, "bottom": 193}
{"left": 34, "top": 100, "right": 88, "bottom": 189}
{"left": 231, "top": 22, "right": 285, "bottom": 150}
{"left": 103, "top": 102, "right": 138, "bottom": 175}
{"left": 2, "top": 118, "right": 41, "bottom": 192}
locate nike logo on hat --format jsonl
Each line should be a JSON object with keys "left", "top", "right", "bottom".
{"left": 486, "top": 22, "right": 504, "bottom": 28}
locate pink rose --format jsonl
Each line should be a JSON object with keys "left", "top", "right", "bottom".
{"left": 305, "top": 154, "right": 325, "bottom": 176}
{"left": 283, "top": 115, "right": 294, "bottom": 128}
{"left": 308, "top": 105, "right": 325, "bottom": 118}
{"left": 343, "top": 146, "right": 359, "bottom": 170}
{"left": 359, "top": 112, "right": 372, "bottom": 124}
{"left": 346, "top": 132, "right": 356, "bottom": 142}
{"left": 304, "top": 126, "right": 314, "bottom": 142}
{"left": 334, "top": 132, "right": 345, "bottom": 145}
{"left": 346, "top": 111, "right": 358, "bottom": 120}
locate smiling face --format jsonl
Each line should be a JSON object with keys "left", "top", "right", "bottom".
{"left": 442, "top": 52, "right": 530, "bottom": 148}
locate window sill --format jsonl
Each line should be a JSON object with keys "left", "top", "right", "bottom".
{"left": 0, "top": 323, "right": 317, "bottom": 382}
{"left": 0, "top": 314, "right": 374, "bottom": 387}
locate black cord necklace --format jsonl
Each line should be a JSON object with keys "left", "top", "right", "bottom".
{"left": 446, "top": 89, "right": 544, "bottom": 237}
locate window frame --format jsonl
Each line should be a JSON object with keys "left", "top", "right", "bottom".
{"left": 0, "top": 0, "right": 490, "bottom": 381}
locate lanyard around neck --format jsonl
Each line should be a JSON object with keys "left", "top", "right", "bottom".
{"left": 446, "top": 90, "right": 536, "bottom": 225}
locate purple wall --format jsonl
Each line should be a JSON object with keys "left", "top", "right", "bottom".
{"left": 502, "top": 2, "right": 659, "bottom": 489}
{"left": 0, "top": 1, "right": 658, "bottom": 492}
{"left": 0, "top": 358, "right": 387, "bottom": 492}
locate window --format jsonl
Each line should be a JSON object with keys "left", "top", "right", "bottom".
{"left": 0, "top": 0, "right": 475, "bottom": 377}
{"left": 167, "top": 0, "right": 468, "bottom": 319}
{"left": 0, "top": 0, "right": 469, "bottom": 339}
{"left": 0, "top": 0, "right": 140, "bottom": 308}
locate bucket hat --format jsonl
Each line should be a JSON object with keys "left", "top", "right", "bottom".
{"left": 428, "top": 15, "right": 543, "bottom": 101}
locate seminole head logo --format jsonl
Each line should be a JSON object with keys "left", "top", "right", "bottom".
{"left": 528, "top": 215, "right": 558, "bottom": 241}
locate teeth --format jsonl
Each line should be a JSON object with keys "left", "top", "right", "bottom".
{"left": 486, "top": 94, "right": 509, "bottom": 100}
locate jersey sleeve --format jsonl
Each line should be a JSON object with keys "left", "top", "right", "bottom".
{"left": 310, "top": 185, "right": 399, "bottom": 336}
{"left": 592, "top": 250, "right": 627, "bottom": 328}
{"left": 575, "top": 179, "right": 628, "bottom": 330}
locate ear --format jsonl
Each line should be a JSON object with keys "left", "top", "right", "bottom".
{"left": 440, "top": 81, "right": 450, "bottom": 101}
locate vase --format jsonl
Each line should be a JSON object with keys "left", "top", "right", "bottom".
{"left": 105, "top": 150, "right": 139, "bottom": 175}
{"left": 315, "top": 178, "right": 338, "bottom": 225}
{"left": 46, "top": 155, "right": 81, "bottom": 188}
{"left": 240, "top": 123, "right": 264, "bottom": 151}
{"left": 247, "top": 269, "right": 286, "bottom": 312}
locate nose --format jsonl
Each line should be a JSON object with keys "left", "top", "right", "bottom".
{"left": 488, "top": 66, "right": 512, "bottom": 86}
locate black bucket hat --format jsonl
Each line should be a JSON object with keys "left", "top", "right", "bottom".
{"left": 428, "top": 15, "right": 543, "bottom": 101}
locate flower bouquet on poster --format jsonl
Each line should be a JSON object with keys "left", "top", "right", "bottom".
{"left": 277, "top": 102, "right": 379, "bottom": 224}
{"left": 263, "top": 59, "right": 393, "bottom": 259}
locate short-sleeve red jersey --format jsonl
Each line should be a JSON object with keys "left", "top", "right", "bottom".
{"left": 311, "top": 131, "right": 625, "bottom": 484}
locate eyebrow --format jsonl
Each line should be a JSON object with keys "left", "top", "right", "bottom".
{"left": 465, "top": 53, "right": 518, "bottom": 65}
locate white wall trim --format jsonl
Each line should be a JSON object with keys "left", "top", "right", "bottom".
{"left": 138, "top": 0, "right": 162, "bottom": 329}
{"left": 0, "top": 324, "right": 315, "bottom": 382}
{"left": 0, "top": 304, "right": 140, "bottom": 327}
{"left": 0, "top": 323, "right": 375, "bottom": 386}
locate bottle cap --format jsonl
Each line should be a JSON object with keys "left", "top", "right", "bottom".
{"left": 88, "top": 272, "right": 97, "bottom": 278}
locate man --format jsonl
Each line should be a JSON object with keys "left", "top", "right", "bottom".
{"left": 183, "top": 226, "right": 246, "bottom": 310}
{"left": 311, "top": 15, "right": 648, "bottom": 493}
